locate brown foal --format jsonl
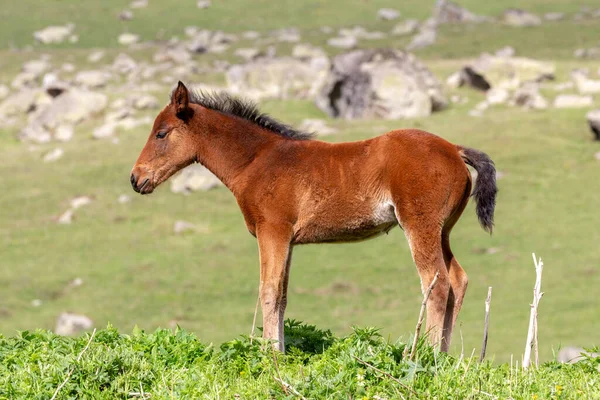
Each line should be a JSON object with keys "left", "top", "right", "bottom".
{"left": 131, "top": 82, "right": 497, "bottom": 352}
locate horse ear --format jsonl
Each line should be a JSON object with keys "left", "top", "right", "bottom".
{"left": 172, "top": 81, "right": 190, "bottom": 118}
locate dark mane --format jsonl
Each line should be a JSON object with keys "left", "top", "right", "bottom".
{"left": 174, "top": 89, "right": 314, "bottom": 141}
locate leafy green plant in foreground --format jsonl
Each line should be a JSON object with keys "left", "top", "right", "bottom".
{"left": 0, "top": 321, "right": 598, "bottom": 399}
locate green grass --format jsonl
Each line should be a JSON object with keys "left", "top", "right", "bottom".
{"left": 1, "top": 0, "right": 600, "bottom": 373}
{"left": 1, "top": 323, "right": 599, "bottom": 399}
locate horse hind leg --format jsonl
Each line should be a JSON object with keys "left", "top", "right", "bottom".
{"left": 441, "top": 235, "right": 468, "bottom": 349}
{"left": 403, "top": 224, "right": 451, "bottom": 352}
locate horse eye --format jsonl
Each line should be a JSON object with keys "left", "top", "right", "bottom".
{"left": 156, "top": 130, "right": 168, "bottom": 139}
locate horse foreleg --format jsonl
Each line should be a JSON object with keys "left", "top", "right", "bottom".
{"left": 256, "top": 223, "right": 293, "bottom": 352}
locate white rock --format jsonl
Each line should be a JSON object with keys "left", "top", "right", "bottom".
{"left": 118, "top": 33, "right": 140, "bottom": 46}
{"left": 234, "top": 48, "right": 263, "bottom": 61}
{"left": 0, "top": 84, "right": 9, "bottom": 100}
{"left": 75, "top": 70, "right": 111, "bottom": 88}
{"left": 377, "top": 8, "right": 400, "bottom": 20}
{"left": 544, "top": 12, "right": 565, "bottom": 21}
{"left": 298, "top": 119, "right": 337, "bottom": 136}
{"left": 174, "top": 220, "right": 197, "bottom": 234}
{"left": 292, "top": 44, "right": 326, "bottom": 59}
{"left": 133, "top": 94, "right": 160, "bottom": 110}
{"left": 55, "top": 125, "right": 74, "bottom": 142}
{"left": 486, "top": 88, "right": 510, "bottom": 105}
{"left": 43, "top": 148, "right": 64, "bottom": 162}
{"left": 112, "top": 53, "right": 138, "bottom": 74}
{"left": 571, "top": 70, "right": 600, "bottom": 94}
{"left": 93, "top": 122, "right": 117, "bottom": 139}
{"left": 70, "top": 196, "right": 92, "bottom": 209}
{"left": 55, "top": 312, "right": 93, "bottom": 336}
{"left": 197, "top": 0, "right": 211, "bottom": 8}
{"left": 22, "top": 59, "right": 51, "bottom": 76}
{"left": 503, "top": 8, "right": 541, "bottom": 26}
{"left": 119, "top": 10, "right": 133, "bottom": 20}
{"left": 595, "top": 152, "right": 600, "bottom": 161}
{"left": 69, "top": 35, "right": 79, "bottom": 43}
{"left": 34, "top": 24, "right": 75, "bottom": 44}
{"left": 87, "top": 50, "right": 105, "bottom": 63}
{"left": 57, "top": 209, "right": 74, "bottom": 224}
{"left": 31, "top": 299, "right": 42, "bottom": 307}
{"left": 242, "top": 31, "right": 260, "bottom": 40}
{"left": 130, "top": 0, "right": 148, "bottom": 8}
{"left": 553, "top": 94, "right": 593, "bottom": 108}
{"left": 170, "top": 164, "right": 223, "bottom": 193}
{"left": 118, "top": 194, "right": 131, "bottom": 204}
{"left": 11, "top": 72, "right": 38, "bottom": 89}
{"left": 495, "top": 46, "right": 516, "bottom": 58}
{"left": 327, "top": 36, "right": 357, "bottom": 49}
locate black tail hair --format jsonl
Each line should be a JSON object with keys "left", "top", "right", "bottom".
{"left": 459, "top": 147, "right": 497, "bottom": 233}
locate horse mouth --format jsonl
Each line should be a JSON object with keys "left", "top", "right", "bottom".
{"left": 138, "top": 178, "right": 154, "bottom": 195}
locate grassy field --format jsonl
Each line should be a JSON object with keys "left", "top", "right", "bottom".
{"left": 1, "top": 0, "right": 600, "bottom": 369}
{"left": 1, "top": 324, "right": 599, "bottom": 399}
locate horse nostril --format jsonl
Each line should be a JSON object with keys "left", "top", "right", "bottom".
{"left": 130, "top": 173, "right": 137, "bottom": 189}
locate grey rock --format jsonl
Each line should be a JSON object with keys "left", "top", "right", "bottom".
{"left": 22, "top": 59, "right": 51, "bottom": 76}
{"left": 119, "top": 10, "right": 133, "bottom": 20}
{"left": 170, "top": 164, "right": 223, "bottom": 194}
{"left": 197, "top": 0, "right": 211, "bottom": 9}
{"left": 407, "top": 20, "right": 437, "bottom": 50}
{"left": 571, "top": 69, "right": 600, "bottom": 94}
{"left": 503, "top": 8, "right": 542, "bottom": 26}
{"left": 174, "top": 220, "right": 197, "bottom": 234}
{"left": 234, "top": 47, "right": 263, "bottom": 61}
{"left": 112, "top": 53, "right": 138, "bottom": 74}
{"left": 292, "top": 44, "right": 326, "bottom": 60}
{"left": 434, "top": 0, "right": 489, "bottom": 24}
{"left": 55, "top": 125, "right": 74, "bottom": 142}
{"left": 55, "top": 312, "right": 93, "bottom": 336}
{"left": 557, "top": 347, "right": 599, "bottom": 363}
{"left": 511, "top": 83, "right": 548, "bottom": 110}
{"left": 586, "top": 109, "right": 600, "bottom": 140}
{"left": 486, "top": 88, "right": 510, "bottom": 104}
{"left": 88, "top": 50, "right": 105, "bottom": 63}
{"left": 132, "top": 94, "right": 159, "bottom": 110}
{"left": 316, "top": 49, "right": 447, "bottom": 120}
{"left": 226, "top": 57, "right": 330, "bottom": 100}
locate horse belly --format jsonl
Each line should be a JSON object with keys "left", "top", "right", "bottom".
{"left": 292, "top": 200, "right": 398, "bottom": 244}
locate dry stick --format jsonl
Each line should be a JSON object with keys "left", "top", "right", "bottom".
{"left": 479, "top": 287, "right": 493, "bottom": 362}
{"left": 273, "top": 377, "right": 307, "bottom": 400}
{"left": 250, "top": 292, "right": 260, "bottom": 344}
{"left": 351, "top": 355, "right": 418, "bottom": 399}
{"left": 409, "top": 272, "right": 440, "bottom": 361}
{"left": 523, "top": 253, "right": 544, "bottom": 370}
{"left": 50, "top": 328, "right": 97, "bottom": 400}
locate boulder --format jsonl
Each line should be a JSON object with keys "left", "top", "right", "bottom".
{"left": 11, "top": 72, "right": 39, "bottom": 89}
{"left": 510, "top": 83, "right": 548, "bottom": 110}
{"left": 391, "top": 20, "right": 420, "bottom": 36}
{"left": 316, "top": 49, "right": 447, "bottom": 119}
{"left": 298, "top": 119, "right": 337, "bottom": 136}
{"left": 453, "top": 54, "right": 555, "bottom": 91}
{"left": 0, "top": 88, "right": 47, "bottom": 117}
{"left": 433, "top": 0, "right": 489, "bottom": 24}
{"left": 112, "top": 53, "right": 138, "bottom": 74}
{"left": 20, "top": 88, "right": 108, "bottom": 142}
{"left": 33, "top": 24, "right": 75, "bottom": 44}
{"left": 553, "top": 94, "right": 593, "bottom": 108}
{"left": 74, "top": 70, "right": 111, "bottom": 89}
{"left": 0, "top": 84, "right": 9, "bottom": 100}
{"left": 22, "top": 59, "right": 51, "bottom": 76}
{"left": 407, "top": 18, "right": 437, "bottom": 50}
{"left": 486, "top": 88, "right": 510, "bottom": 105}
{"left": 170, "top": 164, "right": 223, "bottom": 194}
{"left": 226, "top": 57, "right": 330, "bottom": 100}
{"left": 197, "top": 0, "right": 211, "bottom": 8}
{"left": 557, "top": 347, "right": 599, "bottom": 363}
{"left": 55, "top": 312, "right": 93, "bottom": 336}
{"left": 503, "top": 8, "right": 541, "bottom": 26}
{"left": 327, "top": 36, "right": 357, "bottom": 49}
{"left": 377, "top": 8, "right": 400, "bottom": 21}
{"left": 586, "top": 109, "right": 600, "bottom": 140}
{"left": 234, "top": 48, "right": 264, "bottom": 61}
{"left": 571, "top": 70, "right": 600, "bottom": 94}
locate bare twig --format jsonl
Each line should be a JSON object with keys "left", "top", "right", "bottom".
{"left": 409, "top": 272, "right": 440, "bottom": 360}
{"left": 523, "top": 253, "right": 544, "bottom": 369}
{"left": 273, "top": 377, "right": 307, "bottom": 400}
{"left": 50, "top": 328, "right": 97, "bottom": 400}
{"left": 250, "top": 292, "right": 260, "bottom": 344}
{"left": 271, "top": 348, "right": 288, "bottom": 395}
{"left": 479, "top": 287, "right": 493, "bottom": 362}
{"left": 351, "top": 355, "right": 417, "bottom": 399}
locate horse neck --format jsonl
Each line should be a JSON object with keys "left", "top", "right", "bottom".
{"left": 190, "top": 108, "right": 276, "bottom": 192}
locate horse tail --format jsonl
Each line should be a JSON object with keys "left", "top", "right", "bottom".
{"left": 458, "top": 146, "right": 497, "bottom": 234}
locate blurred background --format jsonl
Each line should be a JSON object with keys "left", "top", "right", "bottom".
{"left": 1, "top": 0, "right": 599, "bottom": 363}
